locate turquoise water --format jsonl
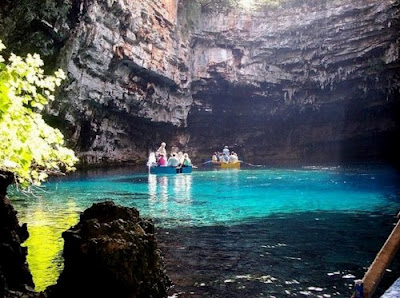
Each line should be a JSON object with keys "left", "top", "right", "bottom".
{"left": 9, "top": 165, "right": 400, "bottom": 296}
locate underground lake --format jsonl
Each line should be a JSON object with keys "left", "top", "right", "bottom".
{"left": 9, "top": 164, "right": 400, "bottom": 297}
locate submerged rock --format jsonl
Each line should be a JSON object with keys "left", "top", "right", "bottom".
{"left": 46, "top": 201, "right": 171, "bottom": 298}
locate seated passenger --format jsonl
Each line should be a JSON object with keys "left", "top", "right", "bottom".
{"left": 177, "top": 151, "right": 184, "bottom": 165}
{"left": 212, "top": 152, "right": 218, "bottom": 162}
{"left": 229, "top": 152, "right": 239, "bottom": 163}
{"left": 147, "top": 152, "right": 157, "bottom": 167}
{"left": 167, "top": 153, "right": 180, "bottom": 167}
{"left": 182, "top": 153, "right": 192, "bottom": 167}
{"left": 217, "top": 152, "right": 224, "bottom": 162}
{"left": 157, "top": 154, "right": 167, "bottom": 166}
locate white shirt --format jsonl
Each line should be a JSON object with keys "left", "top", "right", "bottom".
{"left": 167, "top": 157, "right": 180, "bottom": 167}
{"left": 229, "top": 154, "right": 238, "bottom": 163}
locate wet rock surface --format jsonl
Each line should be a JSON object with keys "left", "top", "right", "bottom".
{"left": 46, "top": 201, "right": 171, "bottom": 298}
{"left": 0, "top": 171, "right": 37, "bottom": 298}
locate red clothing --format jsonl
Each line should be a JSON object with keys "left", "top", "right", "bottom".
{"left": 158, "top": 156, "right": 167, "bottom": 166}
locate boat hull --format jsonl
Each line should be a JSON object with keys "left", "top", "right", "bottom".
{"left": 149, "top": 166, "right": 192, "bottom": 174}
{"left": 212, "top": 162, "right": 240, "bottom": 169}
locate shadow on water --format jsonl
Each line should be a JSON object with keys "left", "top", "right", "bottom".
{"left": 157, "top": 211, "right": 400, "bottom": 298}
{"left": 7, "top": 164, "right": 400, "bottom": 294}
{"left": 47, "top": 165, "right": 147, "bottom": 182}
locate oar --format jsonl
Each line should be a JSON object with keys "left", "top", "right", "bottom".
{"left": 352, "top": 213, "right": 400, "bottom": 298}
{"left": 194, "top": 160, "right": 213, "bottom": 167}
{"left": 238, "top": 160, "right": 265, "bottom": 167}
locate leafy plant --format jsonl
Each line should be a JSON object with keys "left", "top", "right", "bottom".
{"left": 0, "top": 40, "right": 77, "bottom": 189}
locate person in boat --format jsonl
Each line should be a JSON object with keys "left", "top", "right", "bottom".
{"left": 217, "top": 152, "right": 227, "bottom": 163}
{"left": 147, "top": 152, "right": 157, "bottom": 167}
{"left": 222, "top": 146, "right": 230, "bottom": 163}
{"left": 181, "top": 153, "right": 192, "bottom": 167}
{"left": 177, "top": 151, "right": 184, "bottom": 165}
{"left": 167, "top": 152, "right": 180, "bottom": 167}
{"left": 156, "top": 142, "right": 167, "bottom": 160}
{"left": 222, "top": 146, "right": 230, "bottom": 156}
{"left": 157, "top": 153, "right": 167, "bottom": 166}
{"left": 229, "top": 151, "right": 239, "bottom": 163}
{"left": 217, "top": 152, "right": 222, "bottom": 161}
{"left": 212, "top": 152, "right": 218, "bottom": 162}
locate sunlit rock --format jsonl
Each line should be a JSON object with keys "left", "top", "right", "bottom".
{"left": 46, "top": 201, "right": 171, "bottom": 298}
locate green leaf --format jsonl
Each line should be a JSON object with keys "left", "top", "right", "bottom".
{"left": 0, "top": 39, "right": 78, "bottom": 189}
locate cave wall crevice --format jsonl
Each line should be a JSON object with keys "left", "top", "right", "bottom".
{"left": 0, "top": 0, "right": 399, "bottom": 165}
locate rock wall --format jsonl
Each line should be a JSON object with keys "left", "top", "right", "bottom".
{"left": 0, "top": 0, "right": 399, "bottom": 165}
{"left": 187, "top": 0, "right": 400, "bottom": 164}
{"left": 0, "top": 172, "right": 37, "bottom": 298}
{"left": 52, "top": 0, "right": 193, "bottom": 165}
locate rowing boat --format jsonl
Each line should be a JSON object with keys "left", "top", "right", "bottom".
{"left": 149, "top": 166, "right": 193, "bottom": 174}
{"left": 211, "top": 161, "right": 241, "bottom": 169}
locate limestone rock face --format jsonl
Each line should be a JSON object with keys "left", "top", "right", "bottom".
{"left": 46, "top": 201, "right": 171, "bottom": 298}
{"left": 0, "top": 0, "right": 399, "bottom": 165}
{"left": 187, "top": 0, "right": 400, "bottom": 164}
{"left": 52, "top": 0, "right": 192, "bottom": 165}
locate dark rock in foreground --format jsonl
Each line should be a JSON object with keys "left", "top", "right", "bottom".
{"left": 46, "top": 201, "right": 171, "bottom": 298}
{"left": 0, "top": 171, "right": 37, "bottom": 298}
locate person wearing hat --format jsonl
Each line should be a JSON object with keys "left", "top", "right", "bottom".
{"left": 222, "top": 146, "right": 229, "bottom": 155}
{"left": 222, "top": 146, "right": 230, "bottom": 163}
{"left": 156, "top": 142, "right": 167, "bottom": 159}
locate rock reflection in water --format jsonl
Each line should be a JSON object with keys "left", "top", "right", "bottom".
{"left": 18, "top": 200, "right": 79, "bottom": 291}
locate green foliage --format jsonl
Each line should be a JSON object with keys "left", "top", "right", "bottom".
{"left": 0, "top": 40, "right": 77, "bottom": 188}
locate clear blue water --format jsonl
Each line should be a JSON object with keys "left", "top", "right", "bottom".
{"left": 9, "top": 164, "right": 400, "bottom": 296}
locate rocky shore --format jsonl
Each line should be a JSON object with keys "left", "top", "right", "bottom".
{"left": 0, "top": 171, "right": 37, "bottom": 298}
{"left": 0, "top": 172, "right": 171, "bottom": 298}
{"left": 47, "top": 201, "right": 171, "bottom": 298}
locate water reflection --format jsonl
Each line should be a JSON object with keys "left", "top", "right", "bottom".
{"left": 8, "top": 166, "right": 398, "bottom": 295}
{"left": 159, "top": 176, "right": 169, "bottom": 204}
{"left": 174, "top": 174, "right": 193, "bottom": 203}
{"left": 148, "top": 174, "right": 157, "bottom": 202}
{"left": 147, "top": 174, "right": 193, "bottom": 224}
{"left": 19, "top": 199, "right": 79, "bottom": 291}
